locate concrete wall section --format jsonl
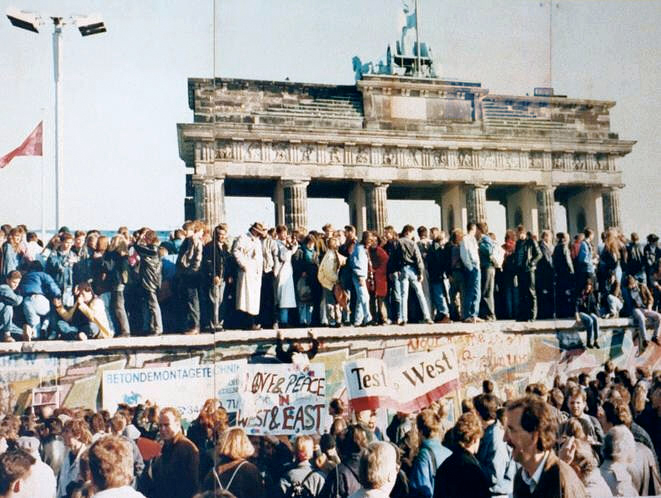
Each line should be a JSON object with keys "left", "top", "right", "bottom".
{"left": 1, "top": 321, "right": 658, "bottom": 419}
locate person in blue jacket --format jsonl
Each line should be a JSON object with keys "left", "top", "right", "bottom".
{"left": 0, "top": 270, "right": 23, "bottom": 342}
{"left": 349, "top": 231, "right": 373, "bottom": 327}
{"left": 19, "top": 260, "right": 62, "bottom": 340}
{"left": 409, "top": 407, "right": 452, "bottom": 498}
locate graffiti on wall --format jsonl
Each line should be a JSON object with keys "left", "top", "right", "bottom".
{"left": 0, "top": 327, "right": 658, "bottom": 418}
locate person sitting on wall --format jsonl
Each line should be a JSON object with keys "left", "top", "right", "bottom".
{"left": 275, "top": 329, "right": 319, "bottom": 367}
{"left": 622, "top": 274, "right": 661, "bottom": 355}
{"left": 53, "top": 282, "right": 112, "bottom": 341}
{"left": 0, "top": 271, "right": 23, "bottom": 342}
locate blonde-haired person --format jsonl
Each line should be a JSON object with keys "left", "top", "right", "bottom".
{"left": 88, "top": 435, "right": 145, "bottom": 497}
{"left": 151, "top": 407, "right": 199, "bottom": 498}
{"left": 103, "top": 235, "right": 130, "bottom": 337}
{"left": 409, "top": 408, "right": 452, "bottom": 498}
{"left": 202, "top": 427, "right": 264, "bottom": 498}
{"left": 57, "top": 419, "right": 93, "bottom": 497}
{"left": 349, "top": 441, "right": 398, "bottom": 498}
{"left": 280, "top": 435, "right": 325, "bottom": 497}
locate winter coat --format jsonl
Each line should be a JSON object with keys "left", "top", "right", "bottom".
{"left": 46, "top": 250, "right": 76, "bottom": 292}
{"left": 369, "top": 246, "right": 389, "bottom": 297}
{"left": 318, "top": 249, "right": 345, "bottom": 291}
{"left": 409, "top": 438, "right": 452, "bottom": 498}
{"left": 274, "top": 240, "right": 296, "bottom": 309}
{"left": 134, "top": 244, "right": 162, "bottom": 292}
{"left": 232, "top": 233, "right": 263, "bottom": 315}
{"left": 513, "top": 451, "right": 586, "bottom": 498}
{"left": 433, "top": 447, "right": 491, "bottom": 498}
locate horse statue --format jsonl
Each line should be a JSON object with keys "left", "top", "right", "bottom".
{"left": 352, "top": 56, "right": 373, "bottom": 80}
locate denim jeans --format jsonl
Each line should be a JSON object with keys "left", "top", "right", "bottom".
{"left": 203, "top": 282, "right": 227, "bottom": 330}
{"left": 111, "top": 289, "right": 130, "bottom": 336}
{"left": 298, "top": 303, "right": 313, "bottom": 326}
{"left": 463, "top": 267, "right": 481, "bottom": 320}
{"left": 399, "top": 265, "right": 431, "bottom": 322}
{"left": 56, "top": 320, "right": 99, "bottom": 340}
{"left": 352, "top": 274, "right": 372, "bottom": 326}
{"left": 631, "top": 308, "right": 661, "bottom": 352}
{"left": 0, "top": 303, "right": 21, "bottom": 335}
{"left": 323, "top": 288, "right": 339, "bottom": 326}
{"left": 449, "top": 270, "right": 465, "bottom": 320}
{"left": 179, "top": 273, "right": 200, "bottom": 330}
{"left": 278, "top": 307, "right": 292, "bottom": 326}
{"left": 579, "top": 312, "right": 600, "bottom": 345}
{"left": 602, "top": 295, "right": 623, "bottom": 317}
{"left": 142, "top": 288, "right": 163, "bottom": 334}
{"left": 480, "top": 266, "right": 496, "bottom": 319}
{"left": 22, "top": 294, "right": 54, "bottom": 339}
{"left": 430, "top": 282, "right": 450, "bottom": 319}
{"left": 389, "top": 275, "right": 402, "bottom": 321}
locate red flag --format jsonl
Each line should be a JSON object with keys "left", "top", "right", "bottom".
{"left": 0, "top": 121, "right": 43, "bottom": 169}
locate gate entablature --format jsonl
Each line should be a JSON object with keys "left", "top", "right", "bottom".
{"left": 177, "top": 75, "right": 634, "bottom": 235}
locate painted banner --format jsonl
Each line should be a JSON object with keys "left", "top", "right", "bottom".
{"left": 344, "top": 358, "right": 396, "bottom": 411}
{"left": 102, "top": 360, "right": 245, "bottom": 421}
{"left": 344, "top": 345, "right": 459, "bottom": 412}
{"left": 236, "top": 363, "right": 326, "bottom": 435}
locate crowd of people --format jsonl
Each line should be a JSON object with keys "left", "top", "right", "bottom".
{"left": 0, "top": 221, "right": 660, "bottom": 351}
{"left": 0, "top": 364, "right": 659, "bottom": 497}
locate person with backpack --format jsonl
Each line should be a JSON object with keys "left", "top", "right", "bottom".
{"left": 280, "top": 435, "right": 326, "bottom": 498}
{"left": 318, "top": 425, "right": 368, "bottom": 498}
{"left": 202, "top": 427, "right": 264, "bottom": 498}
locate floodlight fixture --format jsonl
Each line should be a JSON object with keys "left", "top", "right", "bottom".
{"left": 6, "top": 7, "right": 42, "bottom": 33}
{"left": 73, "top": 14, "right": 106, "bottom": 37}
{"left": 7, "top": 6, "right": 106, "bottom": 230}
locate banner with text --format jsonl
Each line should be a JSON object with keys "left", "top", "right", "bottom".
{"left": 236, "top": 363, "right": 326, "bottom": 435}
{"left": 344, "top": 345, "right": 459, "bottom": 412}
{"left": 102, "top": 361, "right": 245, "bottom": 421}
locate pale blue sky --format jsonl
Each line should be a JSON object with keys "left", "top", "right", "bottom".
{"left": 1, "top": 0, "right": 659, "bottom": 238}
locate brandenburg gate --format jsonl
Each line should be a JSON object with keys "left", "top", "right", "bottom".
{"left": 177, "top": 73, "right": 634, "bottom": 235}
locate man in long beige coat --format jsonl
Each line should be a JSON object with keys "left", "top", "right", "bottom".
{"left": 232, "top": 222, "right": 265, "bottom": 330}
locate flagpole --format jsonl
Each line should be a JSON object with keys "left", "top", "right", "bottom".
{"left": 415, "top": 0, "right": 421, "bottom": 77}
{"left": 53, "top": 17, "right": 63, "bottom": 232}
{"left": 41, "top": 109, "right": 46, "bottom": 242}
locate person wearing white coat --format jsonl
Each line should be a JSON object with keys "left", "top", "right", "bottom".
{"left": 232, "top": 222, "right": 265, "bottom": 330}
{"left": 273, "top": 225, "right": 297, "bottom": 326}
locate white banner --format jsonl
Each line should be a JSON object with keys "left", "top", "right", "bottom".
{"left": 236, "top": 363, "right": 326, "bottom": 435}
{"left": 102, "top": 360, "right": 245, "bottom": 421}
{"left": 343, "top": 345, "right": 459, "bottom": 412}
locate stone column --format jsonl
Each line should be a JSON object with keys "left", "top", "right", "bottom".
{"left": 566, "top": 187, "right": 602, "bottom": 235}
{"left": 347, "top": 182, "right": 367, "bottom": 233}
{"left": 440, "top": 184, "right": 468, "bottom": 232}
{"left": 365, "top": 182, "right": 389, "bottom": 233}
{"left": 282, "top": 179, "right": 309, "bottom": 231}
{"left": 535, "top": 186, "right": 556, "bottom": 234}
{"left": 193, "top": 177, "right": 225, "bottom": 227}
{"left": 602, "top": 186, "right": 622, "bottom": 230}
{"left": 466, "top": 184, "right": 488, "bottom": 224}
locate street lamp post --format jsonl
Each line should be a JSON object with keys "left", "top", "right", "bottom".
{"left": 7, "top": 7, "right": 106, "bottom": 231}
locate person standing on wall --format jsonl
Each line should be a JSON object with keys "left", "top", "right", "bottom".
{"left": 175, "top": 220, "right": 205, "bottom": 335}
{"left": 514, "top": 228, "right": 541, "bottom": 322}
{"left": 232, "top": 222, "right": 266, "bottom": 331}
{"left": 460, "top": 223, "right": 481, "bottom": 323}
